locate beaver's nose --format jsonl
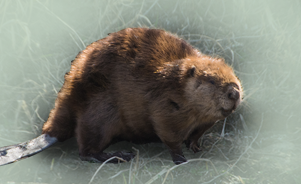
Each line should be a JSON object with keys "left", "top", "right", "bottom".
{"left": 227, "top": 86, "right": 240, "bottom": 101}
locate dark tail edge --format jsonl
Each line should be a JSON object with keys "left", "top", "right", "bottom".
{"left": 0, "top": 134, "right": 57, "bottom": 166}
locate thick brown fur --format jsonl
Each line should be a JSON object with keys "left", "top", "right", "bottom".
{"left": 42, "top": 28, "right": 243, "bottom": 164}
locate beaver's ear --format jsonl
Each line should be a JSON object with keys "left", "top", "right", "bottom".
{"left": 188, "top": 65, "right": 196, "bottom": 77}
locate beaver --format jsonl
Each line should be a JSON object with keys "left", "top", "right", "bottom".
{"left": 0, "top": 28, "right": 242, "bottom": 165}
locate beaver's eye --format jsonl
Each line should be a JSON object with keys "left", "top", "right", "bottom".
{"left": 209, "top": 80, "right": 215, "bottom": 85}
{"left": 195, "top": 80, "right": 202, "bottom": 88}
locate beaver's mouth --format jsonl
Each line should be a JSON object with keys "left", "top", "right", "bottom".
{"left": 221, "top": 108, "right": 235, "bottom": 117}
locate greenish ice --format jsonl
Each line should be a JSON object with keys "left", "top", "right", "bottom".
{"left": 0, "top": 0, "right": 300, "bottom": 183}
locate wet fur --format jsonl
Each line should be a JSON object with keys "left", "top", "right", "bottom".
{"left": 5, "top": 28, "right": 243, "bottom": 165}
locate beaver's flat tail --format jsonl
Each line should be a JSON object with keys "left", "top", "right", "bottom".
{"left": 0, "top": 134, "right": 57, "bottom": 166}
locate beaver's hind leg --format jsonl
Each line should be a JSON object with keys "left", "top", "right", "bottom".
{"left": 76, "top": 97, "right": 135, "bottom": 163}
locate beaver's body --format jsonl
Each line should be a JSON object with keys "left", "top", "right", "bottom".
{"left": 0, "top": 28, "right": 242, "bottom": 165}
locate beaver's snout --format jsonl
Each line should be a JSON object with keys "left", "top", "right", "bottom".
{"left": 221, "top": 85, "right": 241, "bottom": 117}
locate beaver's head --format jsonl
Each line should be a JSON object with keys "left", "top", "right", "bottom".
{"left": 184, "top": 56, "right": 243, "bottom": 122}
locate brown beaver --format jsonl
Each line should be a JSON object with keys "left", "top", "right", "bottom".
{"left": 0, "top": 28, "right": 242, "bottom": 165}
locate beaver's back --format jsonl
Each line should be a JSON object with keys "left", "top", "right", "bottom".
{"left": 42, "top": 28, "right": 200, "bottom": 140}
